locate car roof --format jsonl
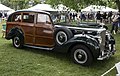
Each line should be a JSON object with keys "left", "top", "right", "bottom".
{"left": 7, "top": 9, "right": 51, "bottom": 22}
{"left": 11, "top": 9, "right": 50, "bottom": 15}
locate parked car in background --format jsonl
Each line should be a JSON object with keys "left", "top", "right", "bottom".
{"left": 5, "top": 10, "right": 116, "bottom": 66}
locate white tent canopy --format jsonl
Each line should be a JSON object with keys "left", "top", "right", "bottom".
{"left": 81, "top": 6, "right": 100, "bottom": 12}
{"left": 81, "top": 5, "right": 118, "bottom": 12}
{"left": 81, "top": 5, "right": 100, "bottom": 12}
{"left": 55, "top": 4, "right": 75, "bottom": 12}
{"left": 28, "top": 4, "right": 57, "bottom": 11}
{"left": 102, "top": 7, "right": 118, "bottom": 12}
{"left": 28, "top": 4, "right": 75, "bottom": 12}
{"left": 55, "top": 4, "right": 68, "bottom": 11}
{"left": 7, "top": 10, "right": 15, "bottom": 15}
{"left": 0, "top": 4, "right": 14, "bottom": 12}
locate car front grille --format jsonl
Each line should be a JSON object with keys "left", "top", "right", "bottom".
{"left": 99, "top": 30, "right": 106, "bottom": 51}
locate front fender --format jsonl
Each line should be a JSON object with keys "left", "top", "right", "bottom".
{"left": 54, "top": 35, "right": 100, "bottom": 59}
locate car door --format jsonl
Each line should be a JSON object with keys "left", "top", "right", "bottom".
{"left": 6, "top": 13, "right": 22, "bottom": 34}
{"left": 20, "top": 12, "right": 35, "bottom": 45}
{"left": 34, "top": 13, "right": 54, "bottom": 47}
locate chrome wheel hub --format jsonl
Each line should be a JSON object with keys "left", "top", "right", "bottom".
{"left": 56, "top": 31, "right": 67, "bottom": 45}
{"left": 74, "top": 49, "right": 87, "bottom": 64}
{"left": 14, "top": 37, "right": 20, "bottom": 47}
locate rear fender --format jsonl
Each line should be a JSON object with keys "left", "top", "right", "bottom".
{"left": 5, "top": 27, "right": 24, "bottom": 40}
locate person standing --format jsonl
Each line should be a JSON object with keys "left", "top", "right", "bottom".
{"left": 111, "top": 13, "right": 120, "bottom": 34}
{"left": 74, "top": 12, "right": 77, "bottom": 21}
{"left": 69, "top": 12, "right": 72, "bottom": 22}
{"left": 108, "top": 11, "right": 113, "bottom": 23}
{"left": 102, "top": 12, "right": 107, "bottom": 23}
{"left": 96, "top": 11, "right": 102, "bottom": 23}
{"left": 0, "top": 12, "right": 2, "bottom": 23}
{"left": 4, "top": 13, "right": 7, "bottom": 19}
{"left": 72, "top": 13, "right": 76, "bottom": 22}
{"left": 82, "top": 13, "right": 86, "bottom": 21}
{"left": 87, "top": 13, "right": 90, "bottom": 21}
{"left": 79, "top": 12, "right": 83, "bottom": 22}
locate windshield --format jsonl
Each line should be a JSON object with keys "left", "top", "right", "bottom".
{"left": 50, "top": 12, "right": 105, "bottom": 29}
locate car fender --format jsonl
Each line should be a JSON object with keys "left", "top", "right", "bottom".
{"left": 5, "top": 27, "right": 24, "bottom": 40}
{"left": 54, "top": 34, "right": 100, "bottom": 59}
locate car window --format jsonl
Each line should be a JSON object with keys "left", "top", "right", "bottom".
{"left": 22, "top": 13, "right": 35, "bottom": 23}
{"left": 11, "top": 13, "right": 22, "bottom": 22}
{"left": 37, "top": 14, "right": 51, "bottom": 23}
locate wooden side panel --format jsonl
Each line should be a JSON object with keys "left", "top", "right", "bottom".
{"left": 35, "top": 37, "right": 54, "bottom": 46}
{"left": 34, "top": 23, "right": 54, "bottom": 47}
{"left": 20, "top": 23, "right": 34, "bottom": 45}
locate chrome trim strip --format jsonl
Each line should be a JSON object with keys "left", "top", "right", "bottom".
{"left": 24, "top": 45, "right": 53, "bottom": 50}
{"left": 55, "top": 25, "right": 106, "bottom": 32}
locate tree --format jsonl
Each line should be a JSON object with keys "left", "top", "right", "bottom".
{"left": 46, "top": 0, "right": 119, "bottom": 11}
{"left": 0, "top": 0, "right": 41, "bottom": 10}
{"left": 0, "top": 0, "right": 119, "bottom": 11}
{"left": 115, "top": 0, "right": 120, "bottom": 11}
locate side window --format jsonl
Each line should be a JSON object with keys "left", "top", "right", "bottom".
{"left": 11, "top": 13, "right": 22, "bottom": 22}
{"left": 22, "top": 13, "right": 35, "bottom": 23}
{"left": 37, "top": 14, "right": 51, "bottom": 23}
{"left": 7, "top": 14, "right": 12, "bottom": 22}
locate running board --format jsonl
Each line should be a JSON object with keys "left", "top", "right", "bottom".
{"left": 24, "top": 45, "right": 53, "bottom": 50}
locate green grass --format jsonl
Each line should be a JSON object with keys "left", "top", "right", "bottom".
{"left": 0, "top": 22, "right": 120, "bottom": 76}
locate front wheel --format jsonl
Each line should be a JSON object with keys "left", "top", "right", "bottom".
{"left": 71, "top": 45, "right": 93, "bottom": 66}
{"left": 12, "top": 33, "right": 24, "bottom": 48}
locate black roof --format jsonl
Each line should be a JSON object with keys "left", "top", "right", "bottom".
{"left": 7, "top": 9, "right": 51, "bottom": 22}
{"left": 11, "top": 9, "right": 50, "bottom": 15}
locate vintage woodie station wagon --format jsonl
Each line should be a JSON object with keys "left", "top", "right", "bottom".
{"left": 5, "top": 10, "right": 116, "bottom": 66}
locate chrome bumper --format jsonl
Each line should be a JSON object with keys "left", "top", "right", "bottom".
{"left": 97, "top": 44, "right": 116, "bottom": 60}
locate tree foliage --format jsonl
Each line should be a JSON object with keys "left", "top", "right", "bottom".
{"left": 46, "top": 0, "right": 119, "bottom": 11}
{"left": 0, "top": 0, "right": 119, "bottom": 11}
{"left": 0, "top": 0, "right": 41, "bottom": 10}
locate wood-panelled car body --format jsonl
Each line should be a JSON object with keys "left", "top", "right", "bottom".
{"left": 5, "top": 10, "right": 116, "bottom": 66}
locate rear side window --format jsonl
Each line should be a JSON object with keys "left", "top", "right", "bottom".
{"left": 7, "top": 14, "right": 12, "bottom": 22}
{"left": 10, "top": 13, "right": 22, "bottom": 22}
{"left": 37, "top": 14, "right": 51, "bottom": 23}
{"left": 23, "top": 13, "right": 35, "bottom": 23}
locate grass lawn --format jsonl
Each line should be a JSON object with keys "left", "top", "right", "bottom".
{"left": 0, "top": 22, "right": 120, "bottom": 76}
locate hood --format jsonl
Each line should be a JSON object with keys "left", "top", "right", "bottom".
{"left": 55, "top": 24, "right": 106, "bottom": 33}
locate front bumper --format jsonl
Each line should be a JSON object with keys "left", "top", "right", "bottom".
{"left": 97, "top": 37, "right": 116, "bottom": 60}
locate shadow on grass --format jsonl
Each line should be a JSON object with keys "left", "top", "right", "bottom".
{"left": 7, "top": 43, "right": 71, "bottom": 63}
{"left": 6, "top": 43, "right": 117, "bottom": 69}
{"left": 3, "top": 43, "right": 118, "bottom": 76}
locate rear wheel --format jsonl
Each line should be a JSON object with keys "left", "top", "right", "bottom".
{"left": 12, "top": 33, "right": 24, "bottom": 48}
{"left": 71, "top": 45, "right": 93, "bottom": 66}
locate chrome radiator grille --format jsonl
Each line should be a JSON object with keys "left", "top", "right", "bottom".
{"left": 99, "top": 30, "right": 106, "bottom": 51}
